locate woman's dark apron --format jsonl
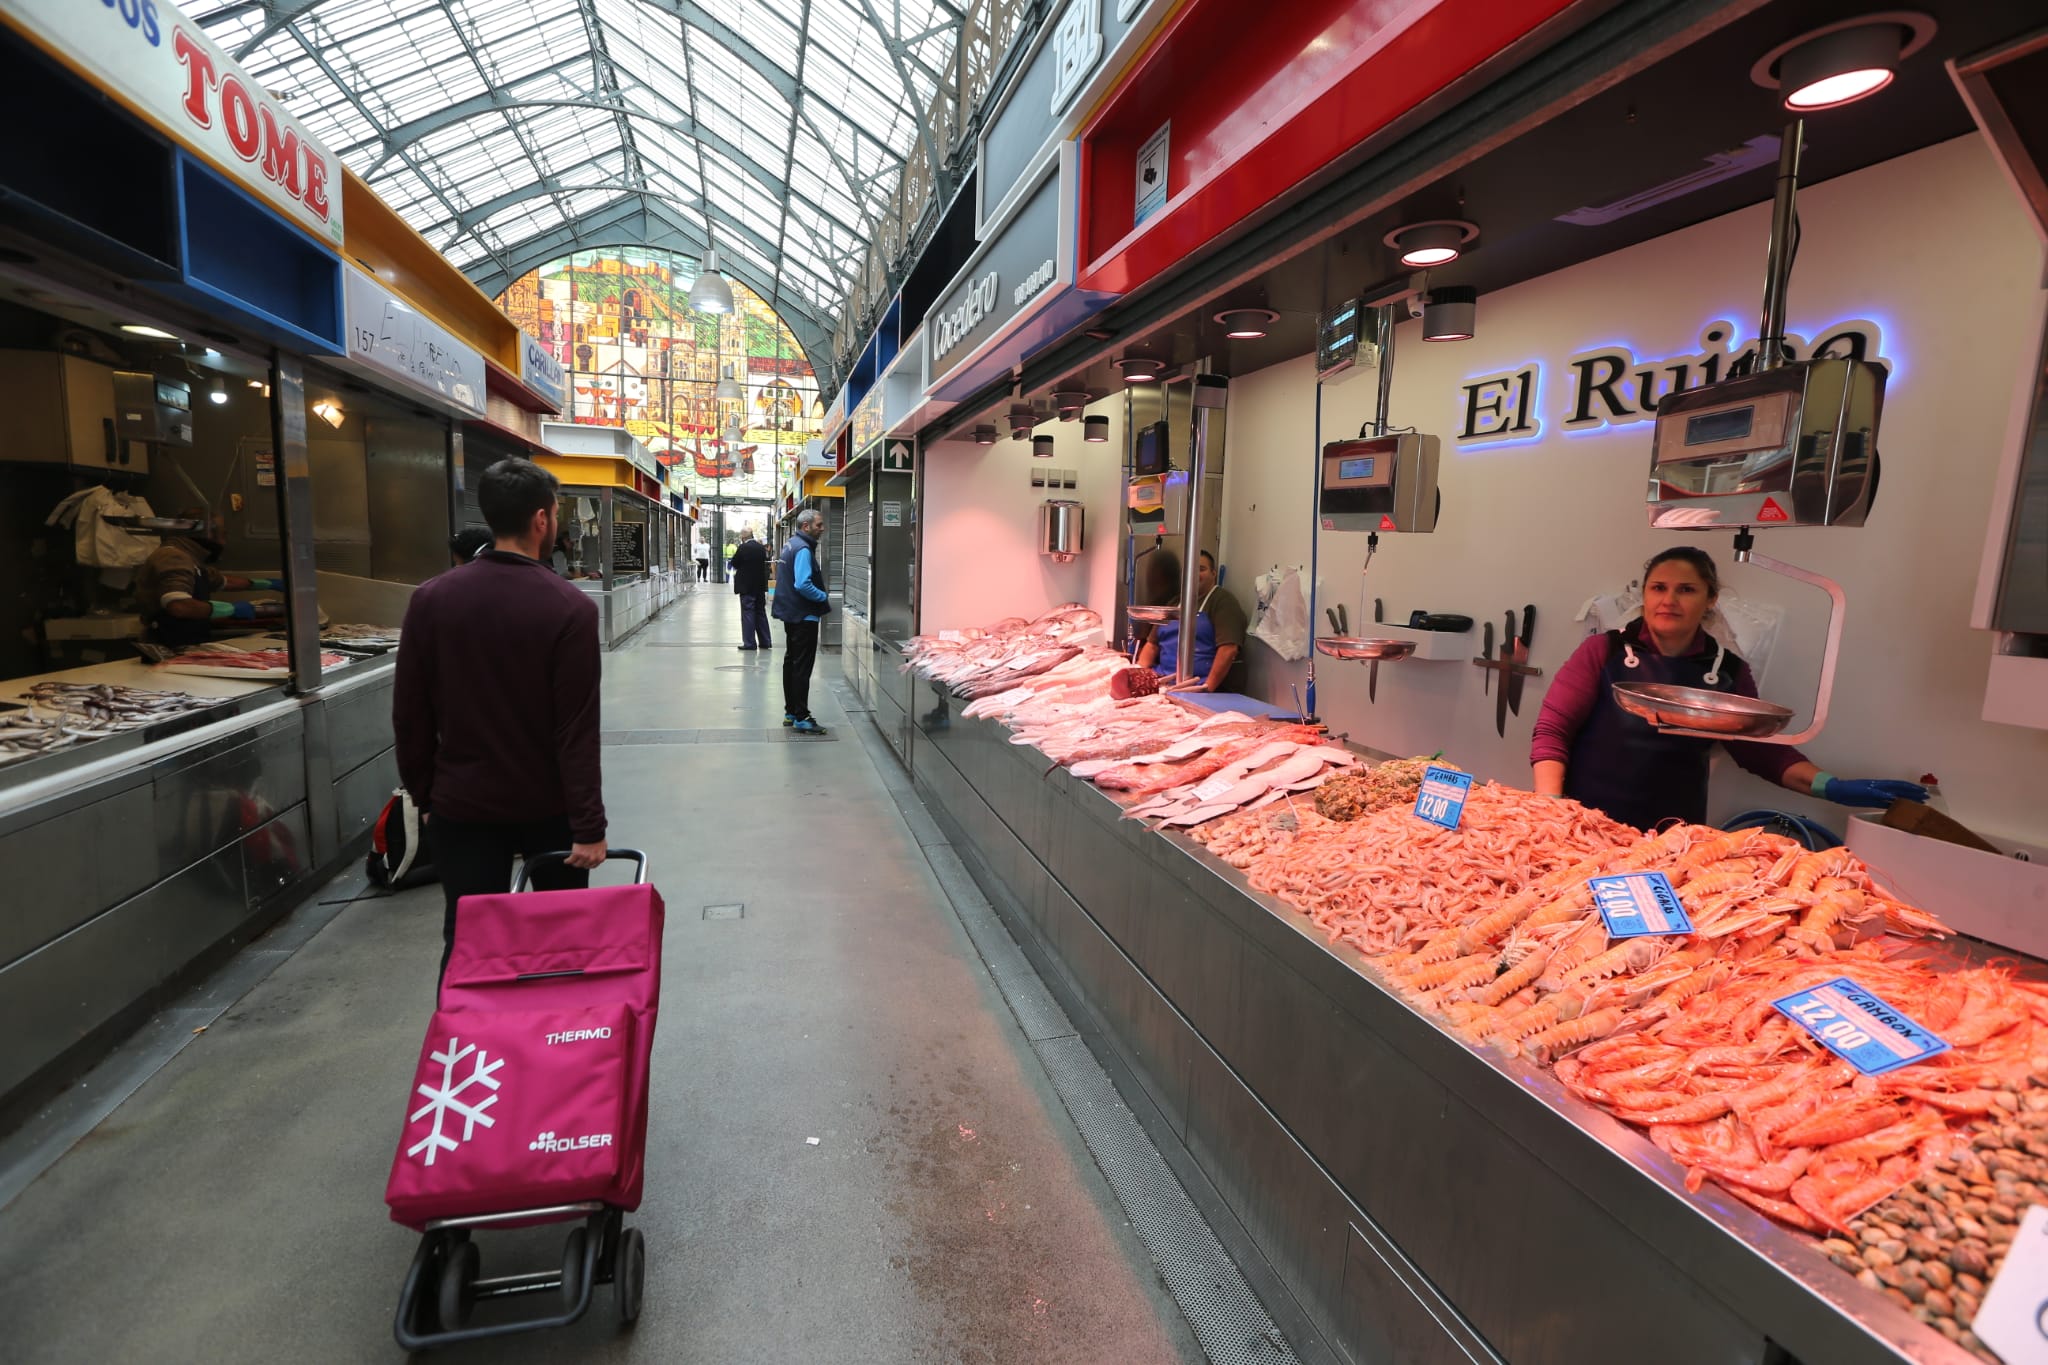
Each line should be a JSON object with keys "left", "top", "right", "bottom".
{"left": 1564, "top": 627, "right": 1744, "bottom": 830}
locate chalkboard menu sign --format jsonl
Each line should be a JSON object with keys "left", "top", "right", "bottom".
{"left": 611, "top": 520, "right": 645, "bottom": 573}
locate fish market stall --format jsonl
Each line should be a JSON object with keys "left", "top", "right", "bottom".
{"left": 893, "top": 611, "right": 2048, "bottom": 1364}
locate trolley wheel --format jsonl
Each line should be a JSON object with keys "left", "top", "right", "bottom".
{"left": 437, "top": 1238, "right": 480, "bottom": 1329}
{"left": 615, "top": 1227, "right": 645, "bottom": 1326}
{"left": 560, "top": 1226, "right": 589, "bottom": 1309}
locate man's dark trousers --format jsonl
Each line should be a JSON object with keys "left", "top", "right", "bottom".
{"left": 783, "top": 619, "right": 819, "bottom": 719}
{"left": 739, "top": 593, "right": 773, "bottom": 650}
{"left": 433, "top": 815, "right": 589, "bottom": 978}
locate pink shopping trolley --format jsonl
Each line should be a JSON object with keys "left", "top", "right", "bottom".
{"left": 384, "top": 850, "right": 663, "bottom": 1348}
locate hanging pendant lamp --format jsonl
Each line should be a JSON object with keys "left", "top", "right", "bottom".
{"left": 690, "top": 247, "right": 735, "bottom": 315}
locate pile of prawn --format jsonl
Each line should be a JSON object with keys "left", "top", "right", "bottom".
{"left": 1243, "top": 783, "right": 1639, "bottom": 956}
{"left": 1359, "top": 823, "right": 1994, "bottom": 1232}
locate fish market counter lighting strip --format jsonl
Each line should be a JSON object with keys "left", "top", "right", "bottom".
{"left": 908, "top": 695, "right": 1985, "bottom": 1365}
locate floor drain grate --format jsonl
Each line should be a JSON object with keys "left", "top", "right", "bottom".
{"left": 702, "top": 903, "right": 745, "bottom": 920}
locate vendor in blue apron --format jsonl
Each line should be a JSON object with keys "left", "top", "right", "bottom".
{"left": 1529, "top": 546, "right": 1924, "bottom": 829}
{"left": 1135, "top": 550, "right": 1248, "bottom": 693}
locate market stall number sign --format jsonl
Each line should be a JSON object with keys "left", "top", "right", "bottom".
{"left": 1771, "top": 978, "right": 1950, "bottom": 1076}
{"left": 1589, "top": 871, "right": 1692, "bottom": 938}
{"left": 1413, "top": 766, "right": 1471, "bottom": 829}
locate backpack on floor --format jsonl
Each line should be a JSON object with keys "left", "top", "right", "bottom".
{"left": 366, "top": 788, "right": 438, "bottom": 890}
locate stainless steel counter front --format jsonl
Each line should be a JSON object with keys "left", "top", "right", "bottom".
{"left": 895, "top": 685, "right": 1966, "bottom": 1365}
{"left": 0, "top": 659, "right": 400, "bottom": 1128}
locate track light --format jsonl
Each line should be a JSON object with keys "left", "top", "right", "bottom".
{"left": 1008, "top": 408, "right": 1035, "bottom": 441}
{"left": 1116, "top": 357, "right": 1161, "bottom": 384}
{"left": 1083, "top": 415, "right": 1109, "bottom": 443}
{"left": 1385, "top": 220, "right": 1479, "bottom": 269}
{"left": 207, "top": 377, "right": 228, "bottom": 405}
{"left": 1032, "top": 434, "right": 1054, "bottom": 459}
{"left": 1421, "top": 287, "right": 1477, "bottom": 342}
{"left": 1212, "top": 308, "right": 1278, "bottom": 340}
{"left": 972, "top": 425, "right": 997, "bottom": 445}
{"left": 1753, "top": 15, "right": 1932, "bottom": 112}
{"left": 1052, "top": 389, "right": 1091, "bottom": 421}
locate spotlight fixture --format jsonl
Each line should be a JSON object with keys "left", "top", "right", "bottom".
{"left": 1421, "top": 287, "right": 1477, "bottom": 342}
{"left": 689, "top": 248, "right": 736, "bottom": 315}
{"left": 1008, "top": 408, "right": 1036, "bottom": 441}
{"left": 1083, "top": 415, "right": 1109, "bottom": 443}
{"left": 207, "top": 377, "right": 228, "bottom": 405}
{"left": 120, "top": 323, "right": 178, "bottom": 339}
{"left": 1751, "top": 14, "right": 1932, "bottom": 111}
{"left": 1052, "top": 389, "right": 1091, "bottom": 420}
{"left": 1116, "top": 357, "right": 1161, "bottom": 384}
{"left": 1032, "top": 434, "right": 1055, "bottom": 459}
{"left": 311, "top": 399, "right": 345, "bottom": 428}
{"left": 1384, "top": 220, "right": 1479, "bottom": 269}
{"left": 715, "top": 362, "right": 744, "bottom": 401}
{"left": 1212, "top": 308, "right": 1279, "bottom": 340}
{"left": 246, "top": 379, "right": 264, "bottom": 389}
{"left": 972, "top": 425, "right": 998, "bottom": 445}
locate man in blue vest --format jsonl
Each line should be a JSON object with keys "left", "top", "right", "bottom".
{"left": 773, "top": 508, "right": 832, "bottom": 734}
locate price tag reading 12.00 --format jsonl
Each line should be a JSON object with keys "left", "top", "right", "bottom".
{"left": 1588, "top": 871, "right": 1693, "bottom": 939}
{"left": 1771, "top": 977, "right": 1951, "bottom": 1077}
{"left": 1412, "top": 766, "right": 1472, "bottom": 830}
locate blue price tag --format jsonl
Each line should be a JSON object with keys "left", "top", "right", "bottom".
{"left": 1772, "top": 977, "right": 1951, "bottom": 1077}
{"left": 1588, "top": 871, "right": 1693, "bottom": 938}
{"left": 1412, "top": 766, "right": 1471, "bottom": 830}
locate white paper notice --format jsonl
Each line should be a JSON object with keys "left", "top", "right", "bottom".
{"left": 1976, "top": 1203, "right": 2048, "bottom": 1365}
{"left": 1191, "top": 776, "right": 1235, "bottom": 803}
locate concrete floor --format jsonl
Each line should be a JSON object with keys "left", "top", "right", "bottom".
{"left": 0, "top": 590, "right": 1205, "bottom": 1364}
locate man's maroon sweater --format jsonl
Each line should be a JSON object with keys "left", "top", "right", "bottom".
{"left": 394, "top": 550, "right": 606, "bottom": 842}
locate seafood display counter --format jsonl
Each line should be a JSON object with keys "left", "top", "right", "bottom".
{"left": 898, "top": 684, "right": 1997, "bottom": 1365}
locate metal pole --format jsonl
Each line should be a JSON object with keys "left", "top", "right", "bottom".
{"left": 1175, "top": 374, "right": 1228, "bottom": 688}
{"left": 1306, "top": 377, "right": 1321, "bottom": 719}
{"left": 1756, "top": 120, "right": 1804, "bottom": 373}
{"left": 1372, "top": 303, "right": 1397, "bottom": 435}
{"left": 268, "top": 351, "right": 322, "bottom": 696}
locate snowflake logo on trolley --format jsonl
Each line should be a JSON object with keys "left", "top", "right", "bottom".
{"left": 407, "top": 1037, "right": 503, "bottom": 1165}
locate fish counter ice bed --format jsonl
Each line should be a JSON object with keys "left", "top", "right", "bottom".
{"left": 898, "top": 689, "right": 1987, "bottom": 1365}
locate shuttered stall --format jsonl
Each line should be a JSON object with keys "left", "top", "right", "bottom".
{"left": 842, "top": 474, "right": 872, "bottom": 621}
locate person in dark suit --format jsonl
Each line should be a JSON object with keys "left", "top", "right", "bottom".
{"left": 728, "top": 528, "right": 772, "bottom": 652}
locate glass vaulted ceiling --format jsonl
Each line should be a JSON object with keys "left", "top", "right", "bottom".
{"left": 189, "top": 0, "right": 966, "bottom": 340}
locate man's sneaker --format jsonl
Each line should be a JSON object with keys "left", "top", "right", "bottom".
{"left": 792, "top": 717, "right": 827, "bottom": 735}
{"left": 782, "top": 713, "right": 797, "bottom": 727}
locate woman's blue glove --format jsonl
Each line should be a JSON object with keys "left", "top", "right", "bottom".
{"left": 1819, "top": 775, "right": 1928, "bottom": 808}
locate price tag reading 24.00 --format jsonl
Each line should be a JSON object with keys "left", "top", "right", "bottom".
{"left": 1412, "top": 766, "right": 1472, "bottom": 830}
{"left": 1771, "top": 977, "right": 1951, "bottom": 1077}
{"left": 1588, "top": 871, "right": 1693, "bottom": 938}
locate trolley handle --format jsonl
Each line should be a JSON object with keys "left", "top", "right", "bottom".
{"left": 513, "top": 848, "right": 649, "bottom": 891}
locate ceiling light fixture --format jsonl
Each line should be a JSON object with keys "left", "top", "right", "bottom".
{"left": 208, "top": 377, "right": 228, "bottom": 406}
{"left": 1083, "top": 415, "right": 1110, "bottom": 443}
{"left": 689, "top": 247, "right": 736, "bottom": 315}
{"left": 1421, "top": 287, "right": 1478, "bottom": 342}
{"left": 972, "top": 425, "right": 998, "bottom": 445}
{"left": 1052, "top": 389, "right": 1091, "bottom": 420}
{"left": 1384, "top": 220, "right": 1479, "bottom": 269}
{"left": 1751, "top": 13, "right": 1933, "bottom": 112}
{"left": 120, "top": 323, "right": 177, "bottom": 339}
{"left": 1008, "top": 407, "right": 1036, "bottom": 441}
{"left": 1213, "top": 308, "right": 1279, "bottom": 340}
{"left": 1116, "top": 357, "right": 1161, "bottom": 384}
{"left": 715, "top": 362, "right": 744, "bottom": 401}
{"left": 1032, "top": 434, "right": 1055, "bottom": 459}
{"left": 246, "top": 379, "right": 264, "bottom": 389}
{"left": 312, "top": 399, "right": 345, "bottom": 428}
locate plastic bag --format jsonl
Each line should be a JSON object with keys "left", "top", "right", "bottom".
{"left": 1250, "top": 566, "right": 1310, "bottom": 661}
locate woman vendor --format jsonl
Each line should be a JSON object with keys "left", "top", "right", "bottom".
{"left": 1136, "top": 550, "right": 1247, "bottom": 693}
{"left": 1530, "top": 547, "right": 1924, "bottom": 829}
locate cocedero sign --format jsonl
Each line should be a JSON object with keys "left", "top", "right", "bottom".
{"left": 0, "top": 0, "right": 344, "bottom": 242}
{"left": 933, "top": 272, "right": 1000, "bottom": 362}
{"left": 1456, "top": 319, "right": 1888, "bottom": 446}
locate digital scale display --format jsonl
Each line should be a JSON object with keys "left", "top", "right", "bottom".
{"left": 1684, "top": 406, "right": 1754, "bottom": 446}
{"left": 1337, "top": 456, "right": 1375, "bottom": 480}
